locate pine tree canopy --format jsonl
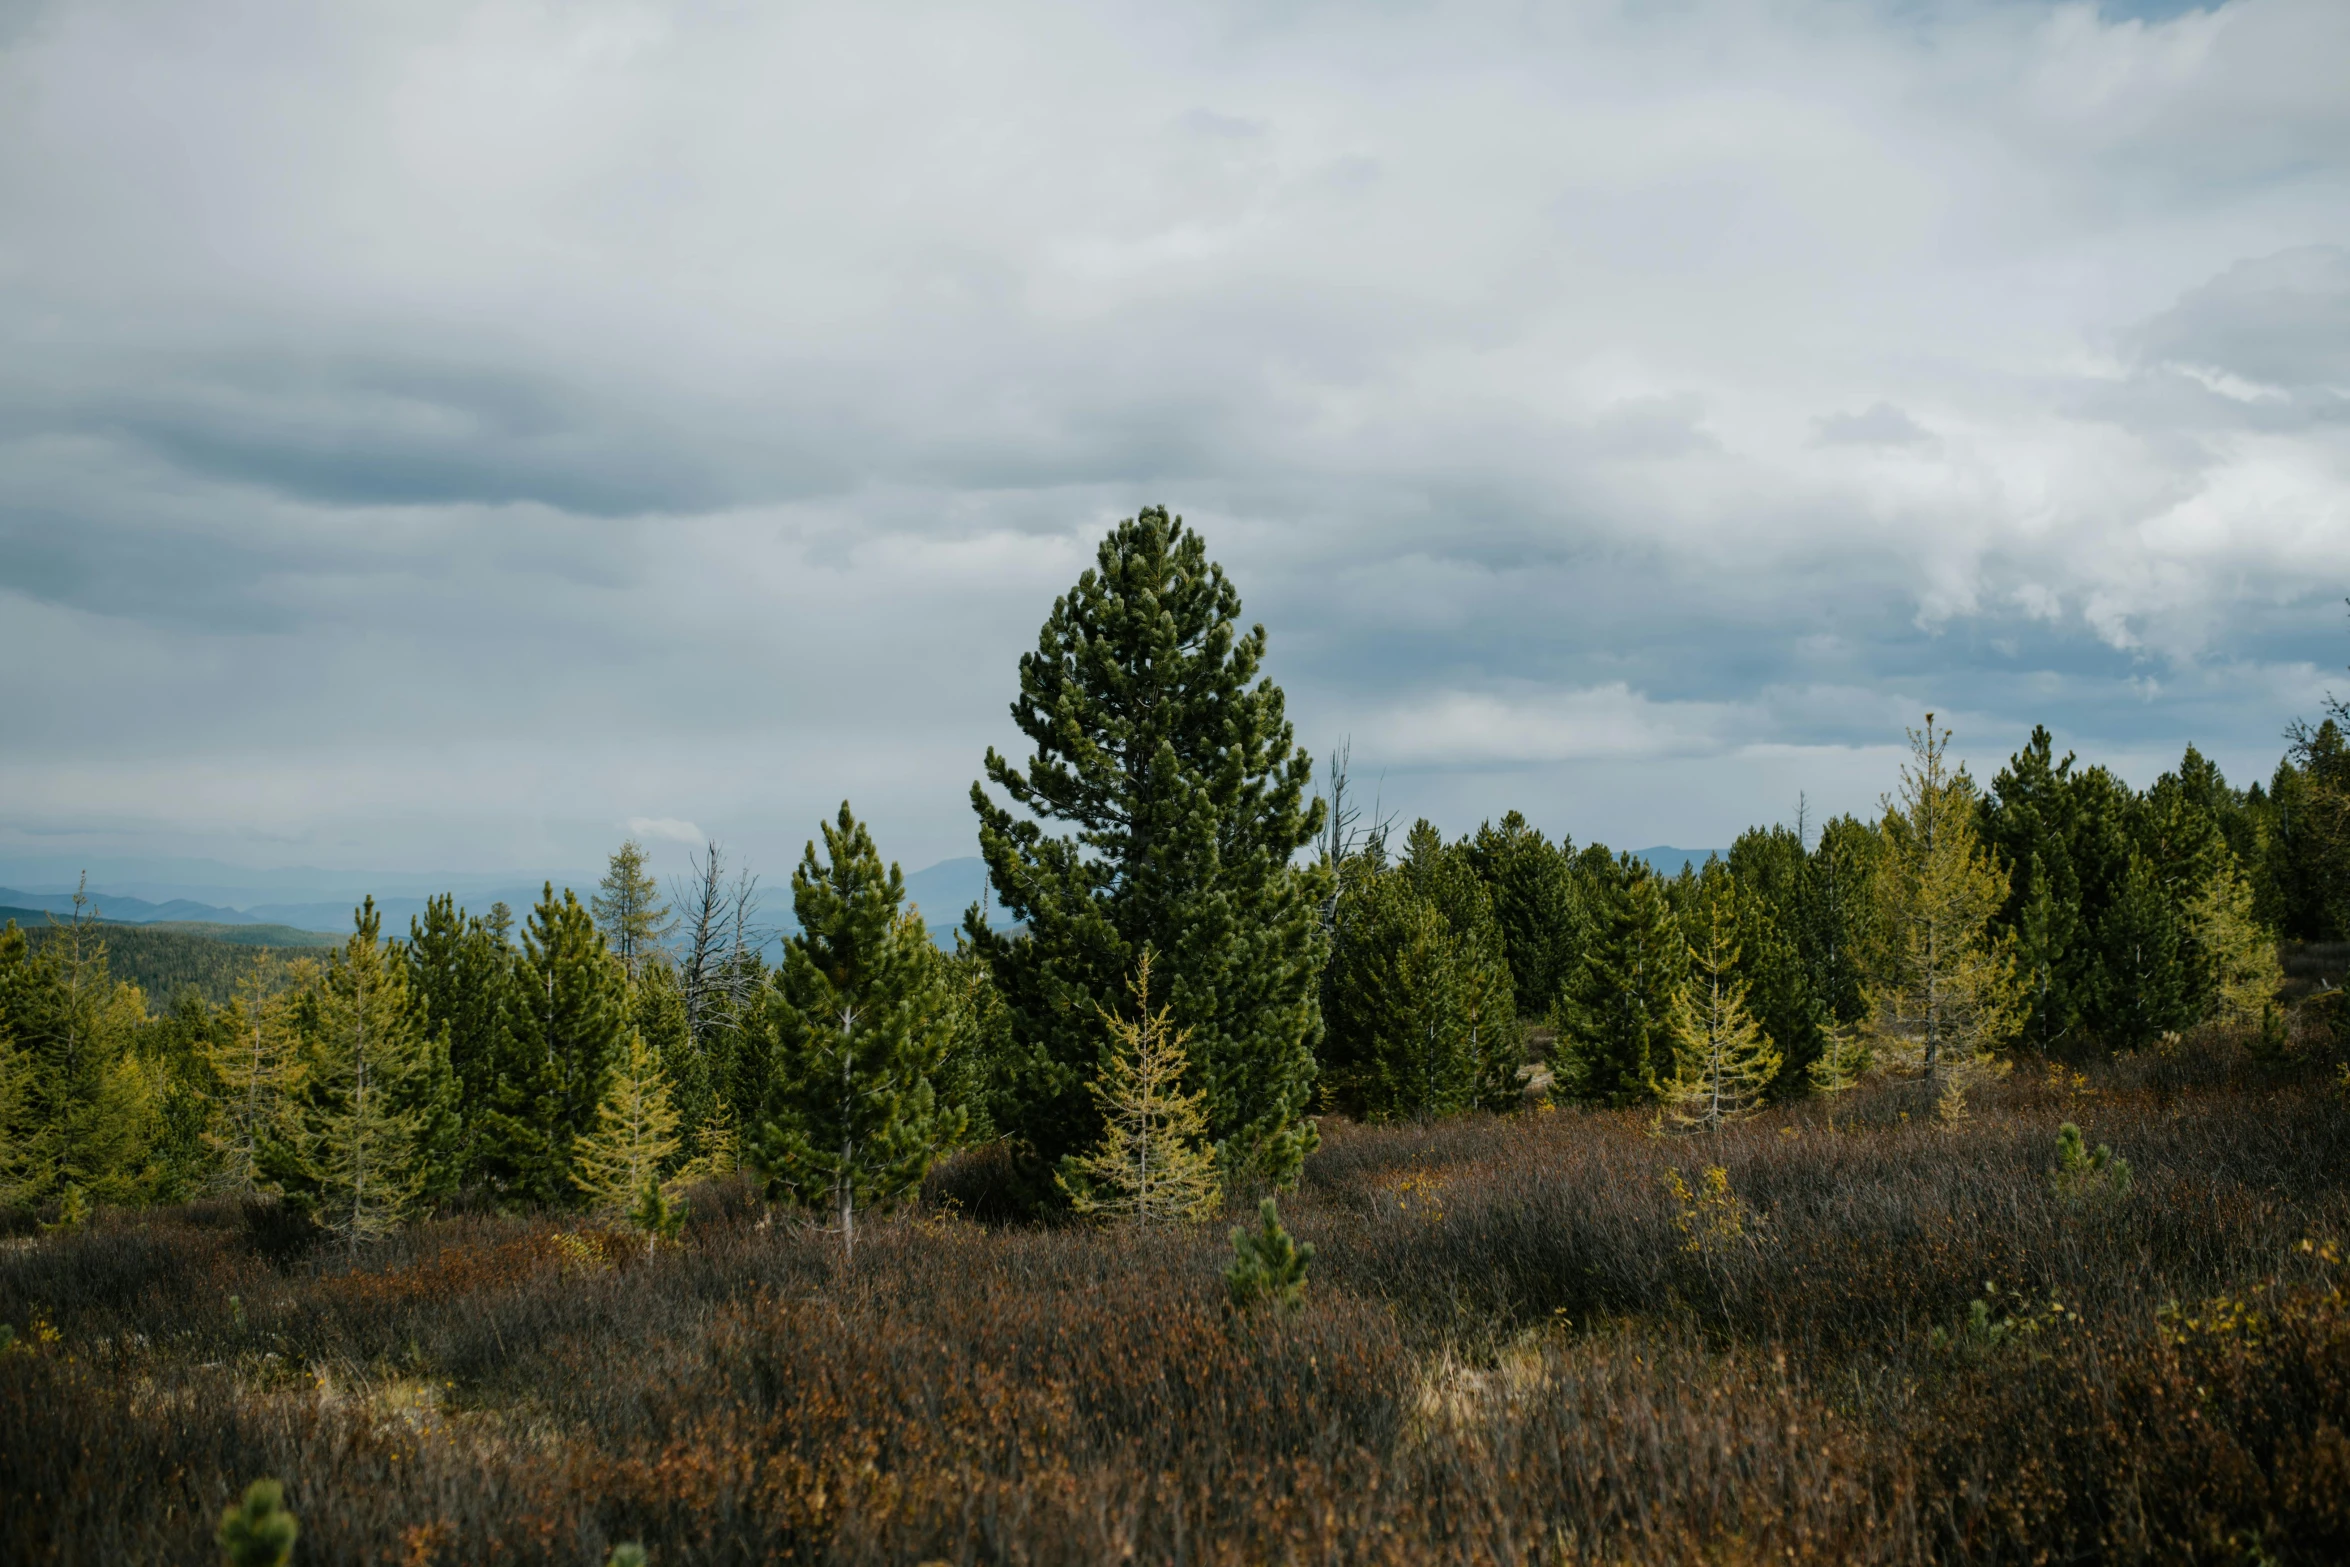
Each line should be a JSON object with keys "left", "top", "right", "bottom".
{"left": 0, "top": 894, "right": 156, "bottom": 1204}
{"left": 274, "top": 899, "right": 428, "bottom": 1249}
{"left": 478, "top": 885, "right": 624, "bottom": 1207}
{"left": 1551, "top": 854, "right": 1686, "bottom": 1107}
{"left": 754, "top": 802, "right": 963, "bottom": 1248}
{"left": 1463, "top": 811, "right": 1582, "bottom": 1020}
{"left": 406, "top": 894, "right": 515, "bottom": 1190}
{"left": 969, "top": 506, "right": 1328, "bottom": 1196}
{"left": 1322, "top": 822, "right": 1522, "bottom": 1120}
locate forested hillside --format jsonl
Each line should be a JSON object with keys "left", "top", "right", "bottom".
{"left": 8, "top": 914, "right": 333, "bottom": 1009}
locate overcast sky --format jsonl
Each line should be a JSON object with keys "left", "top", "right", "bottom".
{"left": 3, "top": 0, "right": 2345, "bottom": 892}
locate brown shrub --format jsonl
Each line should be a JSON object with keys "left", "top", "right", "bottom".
{"left": 4, "top": 1047, "right": 2347, "bottom": 1564}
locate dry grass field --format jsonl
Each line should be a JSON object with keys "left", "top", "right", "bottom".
{"left": 7, "top": 1022, "right": 2350, "bottom": 1564}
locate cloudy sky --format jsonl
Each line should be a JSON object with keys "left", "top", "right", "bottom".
{"left": 3, "top": 0, "right": 2345, "bottom": 892}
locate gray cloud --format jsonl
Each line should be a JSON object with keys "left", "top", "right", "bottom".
{"left": 1, "top": 0, "right": 2346, "bottom": 883}
{"left": 1813, "top": 403, "right": 1934, "bottom": 448}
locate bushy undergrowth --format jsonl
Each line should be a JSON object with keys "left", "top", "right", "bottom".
{"left": 6, "top": 1033, "right": 2349, "bottom": 1564}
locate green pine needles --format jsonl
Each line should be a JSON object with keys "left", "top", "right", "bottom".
{"left": 1225, "top": 1196, "right": 1314, "bottom": 1312}
{"left": 215, "top": 1478, "right": 297, "bottom": 1567}
{"left": 1320, "top": 821, "right": 1524, "bottom": 1121}
{"left": 969, "top": 506, "right": 1329, "bottom": 1198}
{"left": 753, "top": 803, "right": 964, "bottom": 1252}
{"left": 2052, "top": 1121, "right": 2132, "bottom": 1202}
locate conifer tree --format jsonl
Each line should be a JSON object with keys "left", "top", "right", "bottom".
{"left": 198, "top": 955, "right": 306, "bottom": 1195}
{"left": 141, "top": 989, "right": 228, "bottom": 1202}
{"left": 1807, "top": 1024, "right": 1870, "bottom": 1097}
{"left": 403, "top": 1024, "right": 464, "bottom": 1208}
{"left": 2088, "top": 851, "right": 2187, "bottom": 1049}
{"left": 1866, "top": 716, "right": 2024, "bottom": 1088}
{"left": 968, "top": 507, "right": 1328, "bottom": 1196}
{"left": 1225, "top": 1197, "right": 1313, "bottom": 1311}
{"left": 1982, "top": 726, "right": 2090, "bottom": 1049}
{"left": 216, "top": 1478, "right": 298, "bottom": 1567}
{"left": 1551, "top": 855, "right": 1687, "bottom": 1106}
{"left": 630, "top": 960, "right": 712, "bottom": 1163}
{"left": 571, "top": 1029, "right": 684, "bottom": 1216}
{"left": 482, "top": 885, "right": 626, "bottom": 1206}
{"left": 935, "top": 943, "right": 1014, "bottom": 1145}
{"left": 1322, "top": 823, "right": 1523, "bottom": 1119}
{"left": 280, "top": 901, "right": 425, "bottom": 1251}
{"left": 1717, "top": 829, "right": 1827, "bottom": 1090}
{"left": 753, "top": 804, "right": 963, "bottom": 1250}
{"left": 1058, "top": 950, "right": 1221, "bottom": 1222}
{"left": 2184, "top": 856, "right": 2281, "bottom": 1026}
{"left": 1463, "top": 811, "right": 1582, "bottom": 1018}
{"left": 594, "top": 839, "right": 677, "bottom": 984}
{"left": 0, "top": 1023, "right": 33, "bottom": 1207}
{"left": 1801, "top": 814, "right": 1878, "bottom": 1031}
{"left": 1659, "top": 880, "right": 1782, "bottom": 1132}
{"left": 0, "top": 892, "right": 157, "bottom": 1203}
{"left": 407, "top": 895, "right": 516, "bottom": 1185}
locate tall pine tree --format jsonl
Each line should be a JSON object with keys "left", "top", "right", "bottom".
{"left": 0, "top": 894, "right": 157, "bottom": 1204}
{"left": 1322, "top": 823, "right": 1522, "bottom": 1119}
{"left": 480, "top": 885, "right": 626, "bottom": 1206}
{"left": 753, "top": 804, "right": 963, "bottom": 1249}
{"left": 1463, "top": 811, "right": 1582, "bottom": 1020}
{"left": 1551, "top": 854, "right": 1687, "bottom": 1106}
{"left": 271, "top": 901, "right": 426, "bottom": 1250}
{"left": 199, "top": 954, "right": 306, "bottom": 1195}
{"left": 968, "top": 507, "right": 1327, "bottom": 1195}
{"left": 1719, "top": 828, "right": 1827, "bottom": 1091}
{"left": 406, "top": 895, "right": 515, "bottom": 1188}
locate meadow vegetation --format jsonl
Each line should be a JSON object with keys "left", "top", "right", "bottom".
{"left": 4, "top": 1023, "right": 2348, "bottom": 1564}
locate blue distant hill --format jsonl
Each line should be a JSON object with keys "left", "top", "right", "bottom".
{"left": 1629, "top": 846, "right": 1727, "bottom": 877}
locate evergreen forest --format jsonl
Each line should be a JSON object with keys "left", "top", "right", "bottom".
{"left": 6, "top": 509, "right": 2350, "bottom": 1565}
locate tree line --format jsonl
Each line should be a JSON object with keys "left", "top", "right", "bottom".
{"left": 2, "top": 511, "right": 2342, "bottom": 1237}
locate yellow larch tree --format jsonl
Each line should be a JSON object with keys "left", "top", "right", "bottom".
{"left": 1058, "top": 949, "right": 1222, "bottom": 1224}
{"left": 1658, "top": 884, "right": 1781, "bottom": 1132}
{"left": 1866, "top": 715, "right": 2024, "bottom": 1109}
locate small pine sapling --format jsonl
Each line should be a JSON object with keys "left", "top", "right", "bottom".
{"left": 1807, "top": 1025, "right": 1870, "bottom": 1109}
{"left": 606, "top": 1545, "right": 650, "bottom": 1567}
{"left": 41, "top": 1182, "right": 91, "bottom": 1234}
{"left": 216, "top": 1478, "right": 297, "bottom": 1567}
{"left": 1058, "top": 949, "right": 1222, "bottom": 1223}
{"left": 2052, "top": 1121, "right": 2132, "bottom": 1201}
{"left": 1225, "top": 1196, "right": 1314, "bottom": 1311}
{"left": 627, "top": 1175, "right": 685, "bottom": 1254}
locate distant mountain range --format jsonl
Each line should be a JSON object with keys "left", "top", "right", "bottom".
{"left": 1, "top": 847, "right": 1721, "bottom": 949}
{"left": 1629, "top": 846, "right": 1728, "bottom": 876}
{"left": 0, "top": 855, "right": 1017, "bottom": 947}
{"left": 0, "top": 883, "right": 563, "bottom": 936}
